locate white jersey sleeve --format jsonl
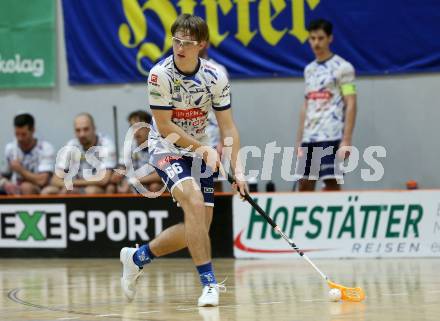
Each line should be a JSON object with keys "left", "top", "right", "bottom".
{"left": 211, "top": 69, "right": 231, "bottom": 111}
{"left": 337, "top": 61, "right": 355, "bottom": 85}
{"left": 148, "top": 66, "right": 173, "bottom": 110}
{"left": 37, "top": 141, "right": 55, "bottom": 173}
{"left": 303, "top": 64, "right": 311, "bottom": 97}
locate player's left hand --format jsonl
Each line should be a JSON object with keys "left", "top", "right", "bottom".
{"left": 231, "top": 174, "right": 248, "bottom": 200}
{"left": 338, "top": 139, "right": 352, "bottom": 160}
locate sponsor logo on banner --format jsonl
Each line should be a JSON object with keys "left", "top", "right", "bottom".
{"left": 68, "top": 210, "right": 168, "bottom": 242}
{"left": 0, "top": 54, "right": 45, "bottom": 77}
{"left": 0, "top": 205, "right": 169, "bottom": 247}
{"left": 233, "top": 191, "right": 440, "bottom": 258}
{"left": 0, "top": 204, "right": 66, "bottom": 248}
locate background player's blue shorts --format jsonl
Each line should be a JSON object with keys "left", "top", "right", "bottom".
{"left": 154, "top": 155, "right": 215, "bottom": 207}
{"left": 295, "top": 140, "right": 342, "bottom": 180}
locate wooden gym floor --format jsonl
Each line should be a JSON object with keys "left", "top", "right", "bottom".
{"left": 1, "top": 258, "right": 439, "bottom": 321}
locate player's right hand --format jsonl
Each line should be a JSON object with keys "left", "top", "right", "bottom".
{"left": 231, "top": 174, "right": 248, "bottom": 200}
{"left": 196, "top": 145, "right": 221, "bottom": 172}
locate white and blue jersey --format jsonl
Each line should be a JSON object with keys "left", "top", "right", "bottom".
{"left": 147, "top": 55, "right": 231, "bottom": 160}
{"left": 3, "top": 139, "right": 55, "bottom": 184}
{"left": 303, "top": 54, "right": 355, "bottom": 143}
{"left": 147, "top": 55, "right": 231, "bottom": 206}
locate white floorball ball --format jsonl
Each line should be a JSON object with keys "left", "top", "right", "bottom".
{"left": 328, "top": 288, "right": 342, "bottom": 302}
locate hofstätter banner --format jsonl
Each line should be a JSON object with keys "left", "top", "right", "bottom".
{"left": 233, "top": 191, "right": 440, "bottom": 258}
{"left": 62, "top": 0, "right": 440, "bottom": 84}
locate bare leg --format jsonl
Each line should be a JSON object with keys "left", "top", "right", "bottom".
{"left": 20, "top": 182, "right": 40, "bottom": 195}
{"left": 106, "top": 184, "right": 117, "bottom": 194}
{"left": 149, "top": 180, "right": 213, "bottom": 261}
{"left": 60, "top": 187, "right": 82, "bottom": 194}
{"left": 149, "top": 223, "right": 186, "bottom": 257}
{"left": 41, "top": 186, "right": 61, "bottom": 195}
{"left": 117, "top": 181, "right": 130, "bottom": 193}
{"left": 84, "top": 186, "right": 105, "bottom": 194}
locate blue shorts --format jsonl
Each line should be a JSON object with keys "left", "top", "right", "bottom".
{"left": 154, "top": 155, "right": 215, "bottom": 207}
{"left": 295, "top": 140, "right": 343, "bottom": 180}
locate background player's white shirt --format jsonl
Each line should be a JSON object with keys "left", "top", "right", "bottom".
{"left": 302, "top": 54, "right": 355, "bottom": 143}
{"left": 3, "top": 139, "right": 55, "bottom": 184}
{"left": 147, "top": 55, "right": 231, "bottom": 158}
{"left": 56, "top": 133, "right": 116, "bottom": 179}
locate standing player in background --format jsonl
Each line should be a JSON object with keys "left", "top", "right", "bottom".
{"left": 295, "top": 19, "right": 357, "bottom": 191}
{"left": 120, "top": 14, "right": 247, "bottom": 307}
{"left": 199, "top": 44, "right": 229, "bottom": 192}
{"left": 0, "top": 113, "right": 54, "bottom": 195}
{"left": 109, "top": 110, "right": 163, "bottom": 193}
{"left": 41, "top": 113, "right": 116, "bottom": 194}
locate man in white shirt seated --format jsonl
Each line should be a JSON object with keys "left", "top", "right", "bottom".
{"left": 41, "top": 113, "right": 116, "bottom": 194}
{"left": 0, "top": 113, "right": 54, "bottom": 195}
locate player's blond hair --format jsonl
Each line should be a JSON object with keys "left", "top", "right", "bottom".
{"left": 171, "top": 14, "right": 209, "bottom": 42}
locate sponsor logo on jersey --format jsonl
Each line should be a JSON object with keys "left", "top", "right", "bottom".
{"left": 189, "top": 88, "right": 205, "bottom": 94}
{"left": 158, "top": 155, "right": 182, "bottom": 168}
{"left": 172, "top": 108, "right": 206, "bottom": 120}
{"left": 149, "top": 74, "right": 159, "bottom": 86}
{"left": 173, "top": 79, "right": 181, "bottom": 92}
{"left": 307, "top": 90, "right": 333, "bottom": 100}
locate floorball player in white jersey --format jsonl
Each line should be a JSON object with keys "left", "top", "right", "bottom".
{"left": 296, "top": 18, "right": 357, "bottom": 191}
{"left": 120, "top": 14, "right": 247, "bottom": 307}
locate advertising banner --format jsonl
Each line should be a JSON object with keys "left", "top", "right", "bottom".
{"left": 0, "top": 0, "right": 56, "bottom": 88}
{"left": 0, "top": 195, "right": 233, "bottom": 258}
{"left": 233, "top": 191, "right": 440, "bottom": 258}
{"left": 62, "top": 0, "right": 440, "bottom": 84}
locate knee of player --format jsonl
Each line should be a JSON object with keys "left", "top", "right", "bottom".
{"left": 184, "top": 194, "right": 205, "bottom": 214}
{"left": 148, "top": 182, "right": 163, "bottom": 192}
{"left": 41, "top": 186, "right": 59, "bottom": 195}
{"left": 84, "top": 186, "right": 103, "bottom": 194}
